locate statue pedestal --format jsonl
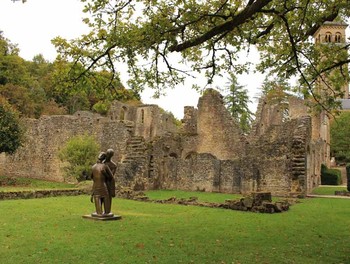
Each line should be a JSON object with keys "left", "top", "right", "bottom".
{"left": 82, "top": 212, "right": 122, "bottom": 221}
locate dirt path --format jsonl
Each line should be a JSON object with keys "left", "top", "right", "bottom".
{"left": 307, "top": 194, "right": 350, "bottom": 199}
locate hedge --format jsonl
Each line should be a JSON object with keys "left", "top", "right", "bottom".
{"left": 320, "top": 164, "right": 342, "bottom": 185}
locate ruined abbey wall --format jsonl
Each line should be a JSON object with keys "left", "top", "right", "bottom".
{"left": 0, "top": 104, "right": 178, "bottom": 183}
{"left": 115, "top": 90, "right": 320, "bottom": 196}
{"left": 0, "top": 89, "right": 327, "bottom": 196}
{"left": 0, "top": 112, "right": 130, "bottom": 182}
{"left": 196, "top": 89, "right": 246, "bottom": 160}
{"left": 108, "top": 101, "right": 178, "bottom": 140}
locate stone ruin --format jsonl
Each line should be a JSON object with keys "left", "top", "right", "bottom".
{"left": 118, "top": 188, "right": 293, "bottom": 213}
{"left": 0, "top": 88, "right": 329, "bottom": 197}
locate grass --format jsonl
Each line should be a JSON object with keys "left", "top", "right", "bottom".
{"left": 311, "top": 185, "right": 348, "bottom": 195}
{"left": 0, "top": 192, "right": 349, "bottom": 264}
{"left": 0, "top": 176, "right": 76, "bottom": 192}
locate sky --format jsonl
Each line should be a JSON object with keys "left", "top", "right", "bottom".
{"left": 0, "top": 0, "right": 264, "bottom": 119}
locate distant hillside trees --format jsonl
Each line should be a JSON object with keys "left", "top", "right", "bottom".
{"left": 0, "top": 31, "right": 141, "bottom": 118}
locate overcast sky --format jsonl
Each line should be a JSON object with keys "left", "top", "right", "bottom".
{"left": 0, "top": 0, "right": 263, "bottom": 118}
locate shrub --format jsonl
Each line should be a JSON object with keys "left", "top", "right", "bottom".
{"left": 346, "top": 164, "right": 350, "bottom": 192}
{"left": 0, "top": 176, "right": 31, "bottom": 186}
{"left": 320, "top": 164, "right": 342, "bottom": 185}
{"left": 92, "top": 101, "right": 111, "bottom": 116}
{"left": 330, "top": 112, "right": 350, "bottom": 164}
{"left": 0, "top": 176, "right": 19, "bottom": 186}
{"left": 0, "top": 102, "right": 24, "bottom": 154}
{"left": 58, "top": 134, "right": 100, "bottom": 182}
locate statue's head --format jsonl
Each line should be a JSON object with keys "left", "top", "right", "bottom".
{"left": 98, "top": 152, "right": 106, "bottom": 161}
{"left": 106, "top": 149, "right": 114, "bottom": 158}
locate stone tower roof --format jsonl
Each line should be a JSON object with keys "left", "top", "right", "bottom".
{"left": 313, "top": 20, "right": 348, "bottom": 39}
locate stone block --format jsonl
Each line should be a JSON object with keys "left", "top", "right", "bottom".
{"left": 252, "top": 192, "right": 272, "bottom": 205}
{"left": 241, "top": 197, "right": 254, "bottom": 208}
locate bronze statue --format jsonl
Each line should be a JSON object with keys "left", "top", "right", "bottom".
{"left": 91, "top": 152, "right": 113, "bottom": 215}
{"left": 104, "top": 148, "right": 116, "bottom": 199}
{"left": 83, "top": 150, "right": 121, "bottom": 221}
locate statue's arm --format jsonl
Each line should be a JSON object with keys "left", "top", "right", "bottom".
{"left": 105, "top": 166, "right": 113, "bottom": 180}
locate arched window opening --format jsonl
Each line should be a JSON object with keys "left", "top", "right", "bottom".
{"left": 335, "top": 32, "right": 342, "bottom": 43}
{"left": 120, "top": 106, "right": 127, "bottom": 120}
{"left": 141, "top": 109, "right": 144, "bottom": 124}
{"left": 325, "top": 32, "right": 332, "bottom": 43}
{"left": 120, "top": 109, "right": 125, "bottom": 120}
{"left": 169, "top": 153, "right": 178, "bottom": 159}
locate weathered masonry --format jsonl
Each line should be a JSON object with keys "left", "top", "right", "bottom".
{"left": 0, "top": 88, "right": 328, "bottom": 196}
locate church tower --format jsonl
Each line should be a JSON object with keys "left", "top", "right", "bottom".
{"left": 313, "top": 21, "right": 349, "bottom": 99}
{"left": 311, "top": 21, "right": 349, "bottom": 171}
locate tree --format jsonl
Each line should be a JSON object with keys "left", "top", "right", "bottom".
{"left": 0, "top": 100, "right": 23, "bottom": 154}
{"left": 0, "top": 30, "right": 140, "bottom": 117}
{"left": 330, "top": 112, "right": 350, "bottom": 164}
{"left": 58, "top": 134, "right": 100, "bottom": 182}
{"left": 224, "top": 74, "right": 253, "bottom": 134}
{"left": 0, "top": 32, "right": 47, "bottom": 117}
{"left": 51, "top": 0, "right": 350, "bottom": 112}
{"left": 260, "top": 76, "right": 292, "bottom": 103}
{"left": 0, "top": 84, "right": 38, "bottom": 117}
{"left": 259, "top": 76, "right": 293, "bottom": 122}
{"left": 0, "top": 45, "right": 31, "bottom": 87}
{"left": 0, "top": 31, "right": 19, "bottom": 56}
{"left": 49, "top": 59, "right": 140, "bottom": 114}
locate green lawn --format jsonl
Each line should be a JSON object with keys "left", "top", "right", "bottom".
{"left": 311, "top": 185, "right": 348, "bottom": 195}
{"left": 0, "top": 176, "right": 76, "bottom": 192}
{"left": 0, "top": 192, "right": 349, "bottom": 264}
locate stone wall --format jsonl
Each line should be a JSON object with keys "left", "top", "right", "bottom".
{"left": 0, "top": 189, "right": 88, "bottom": 200}
{"left": 0, "top": 89, "right": 326, "bottom": 197}
{"left": 109, "top": 101, "right": 179, "bottom": 140}
{"left": 181, "top": 106, "right": 198, "bottom": 135}
{"left": 0, "top": 111, "right": 130, "bottom": 182}
{"left": 136, "top": 91, "right": 317, "bottom": 196}
{"left": 196, "top": 89, "right": 246, "bottom": 160}
{"left": 248, "top": 95, "right": 328, "bottom": 194}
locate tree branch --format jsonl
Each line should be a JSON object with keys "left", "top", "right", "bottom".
{"left": 169, "top": 0, "right": 272, "bottom": 52}
{"left": 305, "top": 8, "right": 339, "bottom": 37}
{"left": 250, "top": 23, "right": 274, "bottom": 43}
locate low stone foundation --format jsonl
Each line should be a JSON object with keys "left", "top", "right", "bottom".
{"left": 118, "top": 188, "right": 295, "bottom": 213}
{"left": 1, "top": 188, "right": 296, "bottom": 213}
{"left": 0, "top": 189, "right": 89, "bottom": 200}
{"left": 334, "top": 190, "right": 350, "bottom": 197}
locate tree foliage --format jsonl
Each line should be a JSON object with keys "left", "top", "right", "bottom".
{"left": 0, "top": 31, "right": 140, "bottom": 117}
{"left": 224, "top": 74, "right": 253, "bottom": 134}
{"left": 51, "top": 0, "right": 350, "bottom": 111}
{"left": 0, "top": 101, "right": 23, "bottom": 154}
{"left": 58, "top": 134, "right": 100, "bottom": 182}
{"left": 260, "top": 76, "right": 293, "bottom": 105}
{"left": 330, "top": 112, "right": 350, "bottom": 164}
{"left": 259, "top": 77, "right": 293, "bottom": 122}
